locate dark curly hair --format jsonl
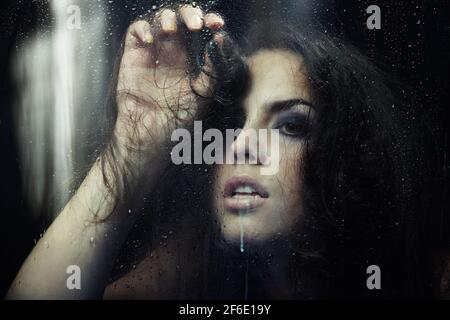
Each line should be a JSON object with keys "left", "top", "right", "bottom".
{"left": 200, "top": 21, "right": 431, "bottom": 299}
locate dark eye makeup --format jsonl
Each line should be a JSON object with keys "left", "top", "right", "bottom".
{"left": 273, "top": 111, "right": 312, "bottom": 139}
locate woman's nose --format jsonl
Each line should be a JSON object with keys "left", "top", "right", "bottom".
{"left": 230, "top": 128, "right": 269, "bottom": 165}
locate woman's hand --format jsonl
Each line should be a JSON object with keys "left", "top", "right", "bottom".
{"left": 7, "top": 4, "right": 227, "bottom": 300}
{"left": 114, "top": 4, "right": 225, "bottom": 162}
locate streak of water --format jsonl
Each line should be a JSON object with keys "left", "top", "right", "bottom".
{"left": 239, "top": 209, "right": 249, "bottom": 299}
{"left": 14, "top": 1, "right": 107, "bottom": 219}
{"left": 239, "top": 211, "right": 245, "bottom": 253}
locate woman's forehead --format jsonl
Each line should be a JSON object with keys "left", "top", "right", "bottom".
{"left": 244, "top": 49, "right": 311, "bottom": 112}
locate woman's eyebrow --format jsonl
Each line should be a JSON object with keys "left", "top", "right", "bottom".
{"left": 268, "top": 98, "right": 314, "bottom": 113}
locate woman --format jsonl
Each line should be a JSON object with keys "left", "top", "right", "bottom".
{"left": 7, "top": 3, "right": 433, "bottom": 299}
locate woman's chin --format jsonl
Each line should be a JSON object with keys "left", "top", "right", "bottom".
{"left": 215, "top": 203, "right": 294, "bottom": 248}
{"left": 220, "top": 220, "right": 274, "bottom": 247}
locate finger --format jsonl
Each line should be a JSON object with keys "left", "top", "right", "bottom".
{"left": 126, "top": 20, "right": 153, "bottom": 48}
{"left": 192, "top": 34, "right": 225, "bottom": 97}
{"left": 179, "top": 5, "right": 204, "bottom": 31}
{"left": 192, "top": 57, "right": 214, "bottom": 98}
{"left": 159, "top": 9, "right": 177, "bottom": 34}
{"left": 198, "top": 33, "right": 227, "bottom": 77}
{"left": 204, "top": 13, "right": 224, "bottom": 31}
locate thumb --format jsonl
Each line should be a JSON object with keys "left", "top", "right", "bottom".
{"left": 191, "top": 33, "right": 226, "bottom": 98}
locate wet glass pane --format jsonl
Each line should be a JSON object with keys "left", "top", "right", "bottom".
{"left": 0, "top": 0, "right": 449, "bottom": 302}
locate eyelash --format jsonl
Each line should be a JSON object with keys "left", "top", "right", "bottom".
{"left": 274, "top": 113, "right": 311, "bottom": 139}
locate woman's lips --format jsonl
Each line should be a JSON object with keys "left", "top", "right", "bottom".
{"left": 223, "top": 174, "right": 269, "bottom": 213}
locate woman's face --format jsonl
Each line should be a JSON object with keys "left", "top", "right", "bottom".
{"left": 214, "top": 49, "right": 314, "bottom": 245}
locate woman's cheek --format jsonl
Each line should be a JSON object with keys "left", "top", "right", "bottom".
{"left": 277, "top": 138, "right": 304, "bottom": 180}
{"left": 276, "top": 140, "right": 305, "bottom": 217}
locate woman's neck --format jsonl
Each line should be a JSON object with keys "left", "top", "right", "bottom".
{"left": 240, "top": 243, "right": 294, "bottom": 299}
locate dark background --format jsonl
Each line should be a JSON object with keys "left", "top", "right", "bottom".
{"left": 0, "top": 0, "right": 449, "bottom": 298}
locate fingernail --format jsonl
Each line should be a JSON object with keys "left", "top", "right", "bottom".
{"left": 162, "top": 20, "right": 176, "bottom": 33}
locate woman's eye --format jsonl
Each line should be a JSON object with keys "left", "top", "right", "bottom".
{"left": 274, "top": 115, "right": 311, "bottom": 138}
{"left": 279, "top": 122, "right": 305, "bottom": 137}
